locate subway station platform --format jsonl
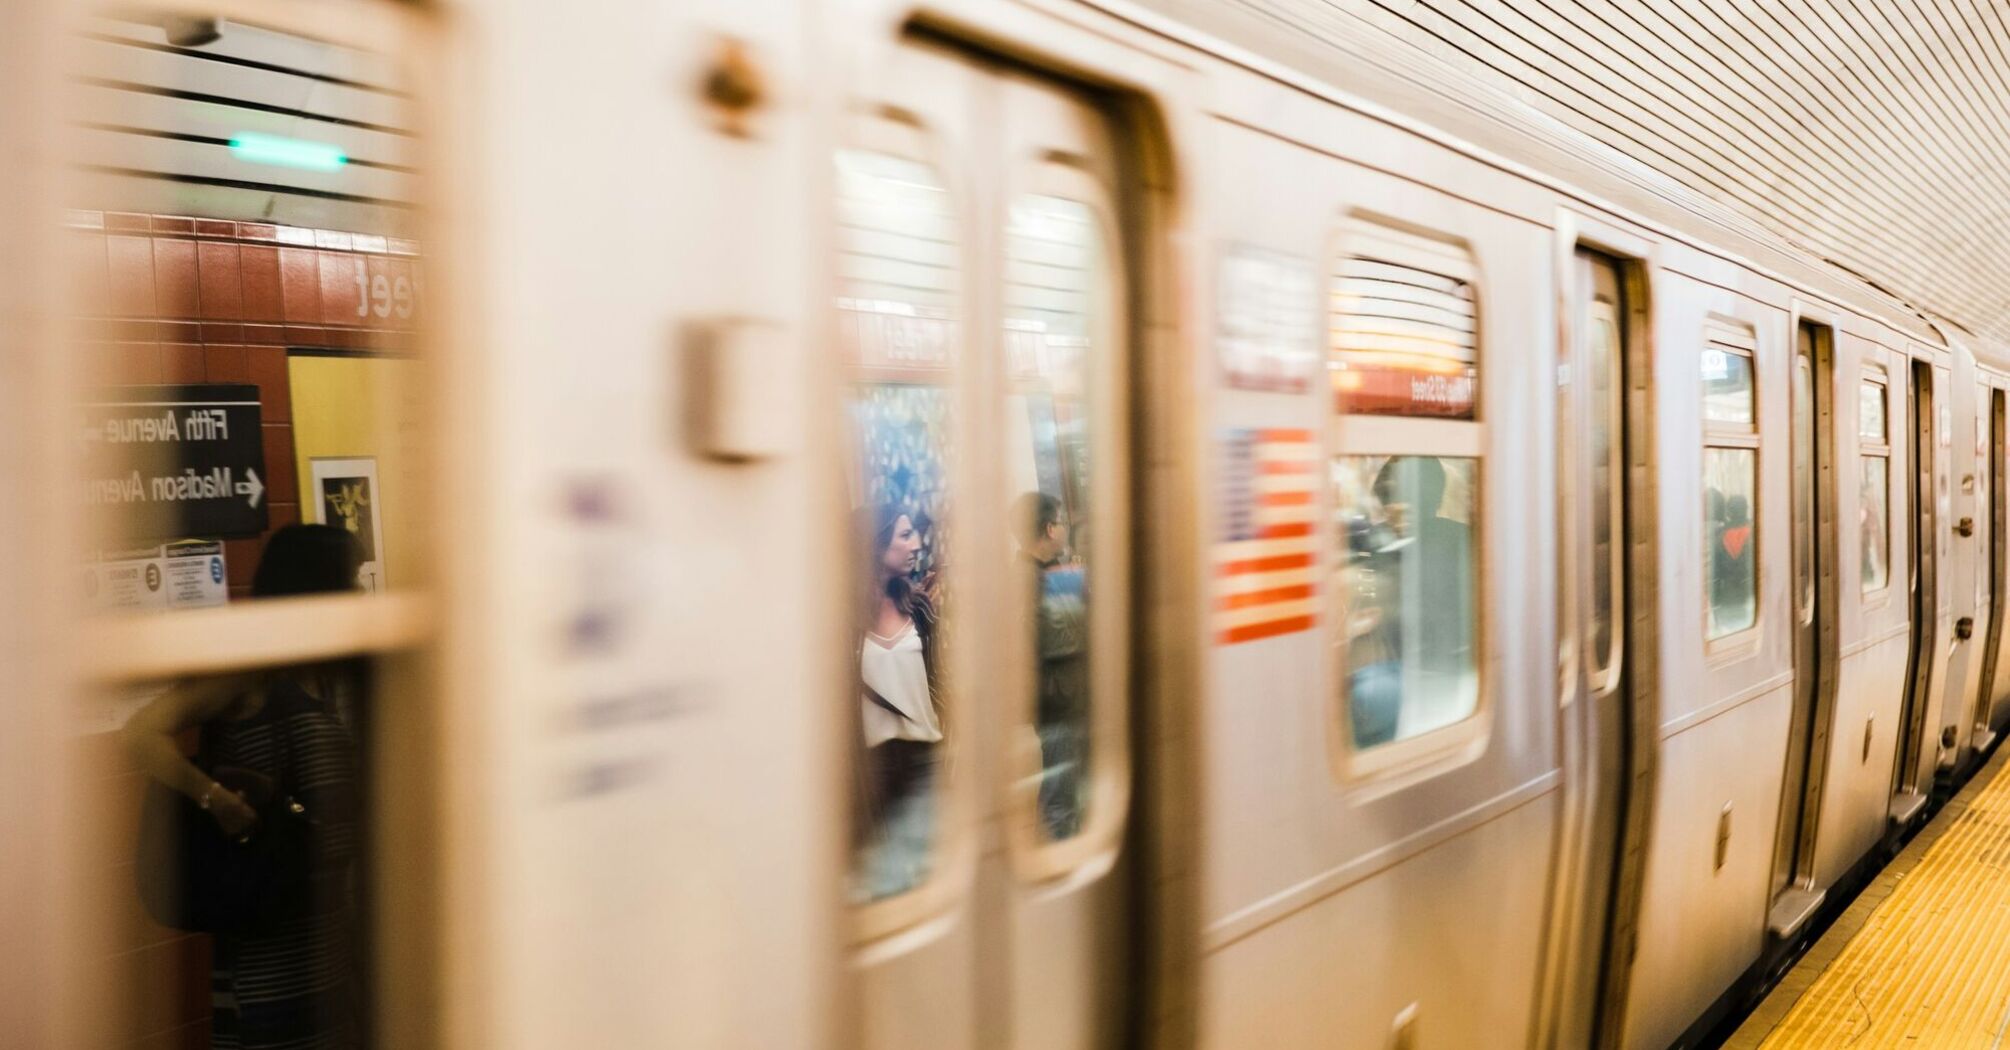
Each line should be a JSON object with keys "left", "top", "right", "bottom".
{"left": 1728, "top": 747, "right": 2010, "bottom": 1048}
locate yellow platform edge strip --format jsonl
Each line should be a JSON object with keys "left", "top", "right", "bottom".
{"left": 1728, "top": 745, "right": 2010, "bottom": 1049}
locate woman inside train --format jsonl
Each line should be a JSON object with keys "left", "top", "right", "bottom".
{"left": 854, "top": 502, "right": 946, "bottom": 900}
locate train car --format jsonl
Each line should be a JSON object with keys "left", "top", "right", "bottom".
{"left": 3, "top": 1, "right": 2008, "bottom": 1049}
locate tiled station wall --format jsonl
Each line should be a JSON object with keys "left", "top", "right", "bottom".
{"left": 68, "top": 210, "right": 423, "bottom": 598}
{"left": 69, "top": 211, "right": 420, "bottom": 1049}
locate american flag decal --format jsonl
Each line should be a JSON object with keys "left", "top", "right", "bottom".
{"left": 1216, "top": 427, "right": 1318, "bottom": 644}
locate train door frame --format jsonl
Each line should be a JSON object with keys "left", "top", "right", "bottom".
{"left": 1, "top": 0, "right": 63, "bottom": 1042}
{"left": 1539, "top": 213, "right": 1659, "bottom": 1050}
{"left": 1766, "top": 315, "right": 1841, "bottom": 938}
{"left": 1972, "top": 386, "right": 2006, "bottom": 752}
{"left": 1893, "top": 356, "right": 1939, "bottom": 822}
{"left": 837, "top": 18, "right": 1195, "bottom": 1050}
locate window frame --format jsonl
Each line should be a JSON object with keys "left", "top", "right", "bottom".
{"left": 1701, "top": 319, "right": 1762, "bottom": 653}
{"left": 1859, "top": 365, "right": 1894, "bottom": 597}
{"left": 1323, "top": 220, "right": 1491, "bottom": 787}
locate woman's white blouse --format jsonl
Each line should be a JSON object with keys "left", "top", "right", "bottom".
{"left": 861, "top": 621, "right": 942, "bottom": 746}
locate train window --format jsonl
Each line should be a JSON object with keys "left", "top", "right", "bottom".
{"left": 1003, "top": 193, "right": 1104, "bottom": 843}
{"left": 1703, "top": 325, "right": 1759, "bottom": 641}
{"left": 1861, "top": 459, "right": 1891, "bottom": 591}
{"left": 1703, "top": 344, "right": 1757, "bottom": 425}
{"left": 60, "top": 13, "right": 435, "bottom": 1045}
{"left": 1705, "top": 449, "right": 1759, "bottom": 637}
{"left": 70, "top": 15, "right": 427, "bottom": 608}
{"left": 1328, "top": 227, "right": 1484, "bottom": 763}
{"left": 1330, "top": 257, "right": 1478, "bottom": 419}
{"left": 1333, "top": 456, "right": 1480, "bottom": 747}
{"left": 835, "top": 148, "right": 959, "bottom": 902}
{"left": 1860, "top": 377, "right": 1889, "bottom": 442}
{"left": 1860, "top": 370, "right": 1893, "bottom": 593}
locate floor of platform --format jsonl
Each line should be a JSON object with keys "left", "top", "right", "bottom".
{"left": 1726, "top": 745, "right": 2010, "bottom": 1049}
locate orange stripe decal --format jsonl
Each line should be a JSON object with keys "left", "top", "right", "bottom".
{"left": 1217, "top": 614, "right": 1316, "bottom": 644}
{"left": 1256, "top": 459, "right": 1316, "bottom": 475}
{"left": 1259, "top": 522, "right": 1313, "bottom": 538}
{"left": 1258, "top": 490, "right": 1313, "bottom": 506}
{"left": 1218, "top": 584, "right": 1314, "bottom": 611}
{"left": 1218, "top": 553, "right": 1315, "bottom": 575}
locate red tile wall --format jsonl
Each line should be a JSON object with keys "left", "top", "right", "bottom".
{"left": 68, "top": 211, "right": 422, "bottom": 1050}
{"left": 68, "top": 210, "right": 423, "bottom": 598}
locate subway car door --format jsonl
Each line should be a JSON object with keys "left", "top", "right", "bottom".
{"left": 1893, "top": 358, "right": 1940, "bottom": 821}
{"left": 1552, "top": 247, "right": 1652, "bottom": 1049}
{"left": 1768, "top": 321, "right": 1837, "bottom": 934}
{"left": 837, "top": 35, "right": 1133, "bottom": 1050}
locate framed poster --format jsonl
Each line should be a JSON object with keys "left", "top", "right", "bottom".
{"left": 309, "top": 456, "right": 384, "bottom": 592}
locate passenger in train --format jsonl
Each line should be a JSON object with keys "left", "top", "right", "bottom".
{"left": 1710, "top": 491, "right": 1756, "bottom": 630}
{"left": 123, "top": 525, "right": 366, "bottom": 1050}
{"left": 1722, "top": 494, "right": 1755, "bottom": 594}
{"left": 854, "top": 502, "right": 945, "bottom": 899}
{"left": 1374, "top": 457, "right": 1472, "bottom": 672}
{"left": 1014, "top": 491, "right": 1089, "bottom": 838}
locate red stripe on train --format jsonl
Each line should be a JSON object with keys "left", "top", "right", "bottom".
{"left": 1217, "top": 614, "right": 1317, "bottom": 644}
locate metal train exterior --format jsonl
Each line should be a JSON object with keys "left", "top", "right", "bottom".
{"left": 5, "top": 1, "right": 2008, "bottom": 1049}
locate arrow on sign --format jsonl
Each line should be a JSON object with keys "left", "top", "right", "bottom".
{"left": 236, "top": 468, "right": 265, "bottom": 509}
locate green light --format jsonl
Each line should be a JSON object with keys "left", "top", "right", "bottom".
{"left": 228, "top": 132, "right": 347, "bottom": 172}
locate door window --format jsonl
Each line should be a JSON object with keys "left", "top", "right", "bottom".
{"left": 835, "top": 148, "right": 960, "bottom": 903}
{"left": 1586, "top": 299, "right": 1624, "bottom": 679}
{"left": 1794, "top": 351, "right": 1815, "bottom": 619}
{"left": 1002, "top": 191, "right": 1108, "bottom": 843}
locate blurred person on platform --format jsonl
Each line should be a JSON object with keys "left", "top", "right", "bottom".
{"left": 125, "top": 525, "right": 365, "bottom": 1050}
{"left": 1014, "top": 491, "right": 1089, "bottom": 838}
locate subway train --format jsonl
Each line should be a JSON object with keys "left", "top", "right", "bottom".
{"left": 1, "top": 0, "right": 2006, "bottom": 1049}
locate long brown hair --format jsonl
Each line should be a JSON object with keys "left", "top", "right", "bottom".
{"left": 855, "top": 502, "right": 944, "bottom": 710}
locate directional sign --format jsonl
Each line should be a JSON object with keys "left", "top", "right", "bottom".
{"left": 80, "top": 384, "right": 270, "bottom": 541}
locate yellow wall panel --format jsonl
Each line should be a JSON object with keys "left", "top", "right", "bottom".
{"left": 287, "top": 354, "right": 423, "bottom": 590}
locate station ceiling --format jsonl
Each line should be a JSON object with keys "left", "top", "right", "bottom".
{"left": 1142, "top": 0, "right": 2010, "bottom": 343}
